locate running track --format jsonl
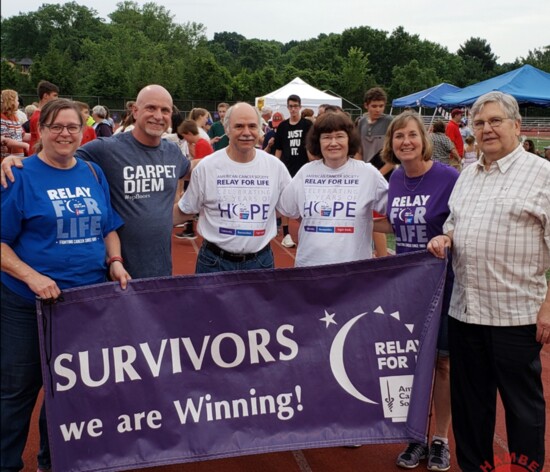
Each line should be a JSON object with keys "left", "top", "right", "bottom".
{"left": 22, "top": 224, "right": 550, "bottom": 471}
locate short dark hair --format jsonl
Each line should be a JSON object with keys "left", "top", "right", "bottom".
{"left": 382, "top": 111, "right": 432, "bottom": 165}
{"left": 287, "top": 94, "right": 301, "bottom": 105}
{"left": 307, "top": 112, "right": 361, "bottom": 158}
{"left": 178, "top": 119, "right": 199, "bottom": 136}
{"left": 171, "top": 111, "right": 184, "bottom": 136}
{"left": 363, "top": 87, "right": 387, "bottom": 105}
{"left": 37, "top": 80, "right": 59, "bottom": 100}
{"left": 74, "top": 101, "right": 90, "bottom": 112}
{"left": 432, "top": 120, "right": 446, "bottom": 133}
{"left": 321, "top": 105, "right": 342, "bottom": 114}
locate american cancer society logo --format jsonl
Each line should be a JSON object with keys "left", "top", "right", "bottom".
{"left": 320, "top": 306, "right": 419, "bottom": 423}
{"left": 239, "top": 205, "right": 250, "bottom": 220}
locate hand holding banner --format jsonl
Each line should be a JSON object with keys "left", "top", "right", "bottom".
{"left": 38, "top": 250, "right": 446, "bottom": 472}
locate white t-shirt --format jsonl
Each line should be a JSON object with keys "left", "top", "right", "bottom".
{"left": 199, "top": 128, "right": 210, "bottom": 142}
{"left": 279, "top": 158, "right": 388, "bottom": 267}
{"left": 179, "top": 148, "right": 291, "bottom": 253}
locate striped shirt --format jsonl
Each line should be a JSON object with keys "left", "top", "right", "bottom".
{"left": 1, "top": 113, "right": 25, "bottom": 158}
{"left": 430, "top": 132, "right": 455, "bottom": 166}
{"left": 443, "top": 144, "right": 550, "bottom": 326}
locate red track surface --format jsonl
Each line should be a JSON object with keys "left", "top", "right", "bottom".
{"left": 22, "top": 223, "right": 550, "bottom": 471}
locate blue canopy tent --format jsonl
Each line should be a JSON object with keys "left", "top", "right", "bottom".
{"left": 391, "top": 83, "right": 461, "bottom": 110}
{"left": 438, "top": 65, "right": 550, "bottom": 107}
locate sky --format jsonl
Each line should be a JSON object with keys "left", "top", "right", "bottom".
{"left": 1, "top": 0, "right": 549, "bottom": 64}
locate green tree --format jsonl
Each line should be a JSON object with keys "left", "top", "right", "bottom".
{"left": 340, "top": 26, "right": 391, "bottom": 86}
{"left": 521, "top": 46, "right": 550, "bottom": 72}
{"left": 238, "top": 39, "right": 281, "bottom": 71}
{"left": 243, "top": 66, "right": 284, "bottom": 101}
{"left": 388, "top": 59, "right": 439, "bottom": 100}
{"left": 458, "top": 37, "right": 498, "bottom": 82}
{"left": 109, "top": 2, "right": 177, "bottom": 43}
{"left": 1, "top": 3, "right": 105, "bottom": 60}
{"left": 74, "top": 36, "right": 131, "bottom": 97}
{"left": 30, "top": 46, "right": 78, "bottom": 95}
{"left": 284, "top": 34, "right": 342, "bottom": 73}
{"left": 0, "top": 62, "right": 19, "bottom": 90}
{"left": 211, "top": 31, "right": 246, "bottom": 55}
{"left": 184, "top": 52, "right": 232, "bottom": 100}
{"left": 340, "top": 47, "right": 373, "bottom": 104}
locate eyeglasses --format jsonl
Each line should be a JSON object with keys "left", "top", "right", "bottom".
{"left": 472, "top": 117, "right": 510, "bottom": 131}
{"left": 320, "top": 133, "right": 348, "bottom": 142}
{"left": 287, "top": 104, "right": 300, "bottom": 109}
{"left": 42, "top": 124, "right": 82, "bottom": 134}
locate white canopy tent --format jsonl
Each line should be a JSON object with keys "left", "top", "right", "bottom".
{"left": 255, "top": 77, "right": 342, "bottom": 118}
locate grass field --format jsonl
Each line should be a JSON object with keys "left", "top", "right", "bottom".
{"left": 523, "top": 135, "right": 550, "bottom": 154}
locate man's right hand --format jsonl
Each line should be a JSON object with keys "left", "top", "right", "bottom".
{"left": 1, "top": 155, "right": 24, "bottom": 188}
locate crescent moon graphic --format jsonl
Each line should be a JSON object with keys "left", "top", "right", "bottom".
{"left": 329, "top": 313, "right": 378, "bottom": 404}
{"left": 232, "top": 204, "right": 239, "bottom": 217}
{"left": 65, "top": 199, "right": 77, "bottom": 213}
{"left": 398, "top": 209, "right": 407, "bottom": 222}
{"left": 313, "top": 201, "right": 321, "bottom": 214}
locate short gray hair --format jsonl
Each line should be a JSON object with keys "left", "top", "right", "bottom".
{"left": 92, "top": 105, "right": 107, "bottom": 119}
{"left": 470, "top": 91, "right": 521, "bottom": 123}
{"left": 224, "top": 102, "right": 261, "bottom": 131}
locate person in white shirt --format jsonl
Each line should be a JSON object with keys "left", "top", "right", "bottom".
{"left": 173, "top": 102, "right": 291, "bottom": 273}
{"left": 428, "top": 91, "right": 550, "bottom": 472}
{"left": 278, "top": 111, "right": 388, "bottom": 267}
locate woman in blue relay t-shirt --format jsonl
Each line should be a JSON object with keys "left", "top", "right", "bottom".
{"left": 0, "top": 99, "right": 131, "bottom": 472}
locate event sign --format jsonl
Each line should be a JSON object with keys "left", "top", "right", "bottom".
{"left": 38, "top": 250, "right": 446, "bottom": 472}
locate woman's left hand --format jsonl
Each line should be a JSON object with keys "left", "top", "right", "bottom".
{"left": 109, "top": 261, "right": 131, "bottom": 289}
{"left": 427, "top": 234, "right": 452, "bottom": 259}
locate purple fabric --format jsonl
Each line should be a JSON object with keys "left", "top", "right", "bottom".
{"left": 388, "top": 162, "right": 459, "bottom": 254}
{"left": 37, "top": 251, "right": 446, "bottom": 472}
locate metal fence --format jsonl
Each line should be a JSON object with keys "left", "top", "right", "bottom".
{"left": 19, "top": 94, "right": 227, "bottom": 119}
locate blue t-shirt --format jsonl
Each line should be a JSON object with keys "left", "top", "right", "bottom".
{"left": 1, "top": 156, "right": 123, "bottom": 300}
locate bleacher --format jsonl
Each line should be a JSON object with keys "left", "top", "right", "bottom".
{"left": 520, "top": 117, "right": 550, "bottom": 133}
{"left": 415, "top": 114, "right": 550, "bottom": 136}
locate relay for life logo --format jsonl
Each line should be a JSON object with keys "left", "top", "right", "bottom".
{"left": 322, "top": 305, "right": 419, "bottom": 423}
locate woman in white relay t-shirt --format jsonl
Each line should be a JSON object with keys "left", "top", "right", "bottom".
{"left": 279, "top": 112, "right": 388, "bottom": 267}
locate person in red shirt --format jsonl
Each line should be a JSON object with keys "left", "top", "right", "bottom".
{"left": 75, "top": 101, "right": 97, "bottom": 145}
{"left": 174, "top": 120, "right": 214, "bottom": 240}
{"left": 445, "top": 108, "right": 464, "bottom": 166}
{"left": 28, "top": 80, "right": 59, "bottom": 154}
{"left": 178, "top": 119, "right": 214, "bottom": 160}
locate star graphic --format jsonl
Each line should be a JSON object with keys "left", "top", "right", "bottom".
{"left": 319, "top": 310, "right": 337, "bottom": 328}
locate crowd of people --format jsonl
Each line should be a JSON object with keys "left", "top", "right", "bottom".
{"left": 1, "top": 80, "right": 549, "bottom": 472}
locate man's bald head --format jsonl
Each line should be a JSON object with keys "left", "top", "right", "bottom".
{"left": 132, "top": 84, "right": 173, "bottom": 146}
{"left": 135, "top": 85, "right": 173, "bottom": 107}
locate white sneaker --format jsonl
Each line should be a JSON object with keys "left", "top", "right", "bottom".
{"left": 281, "top": 234, "right": 296, "bottom": 248}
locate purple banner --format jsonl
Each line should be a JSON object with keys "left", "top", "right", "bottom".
{"left": 38, "top": 250, "right": 446, "bottom": 472}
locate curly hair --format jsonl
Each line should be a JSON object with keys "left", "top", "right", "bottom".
{"left": 1, "top": 89, "right": 19, "bottom": 117}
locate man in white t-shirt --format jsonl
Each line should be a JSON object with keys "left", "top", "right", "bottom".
{"left": 173, "top": 102, "right": 291, "bottom": 273}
